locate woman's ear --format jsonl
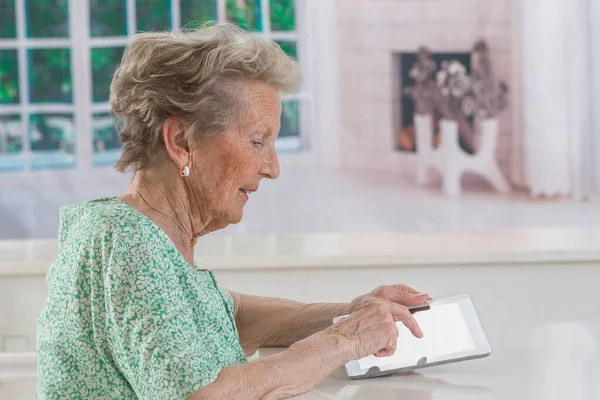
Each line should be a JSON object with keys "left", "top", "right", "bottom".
{"left": 162, "top": 116, "right": 190, "bottom": 169}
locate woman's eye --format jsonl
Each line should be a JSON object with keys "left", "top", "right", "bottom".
{"left": 252, "top": 140, "right": 263, "bottom": 147}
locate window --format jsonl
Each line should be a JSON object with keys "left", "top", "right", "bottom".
{"left": 0, "top": 0, "right": 305, "bottom": 172}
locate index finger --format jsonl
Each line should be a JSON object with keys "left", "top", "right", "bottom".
{"left": 389, "top": 303, "right": 424, "bottom": 338}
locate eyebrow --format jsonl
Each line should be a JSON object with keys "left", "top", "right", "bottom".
{"left": 254, "top": 123, "right": 276, "bottom": 137}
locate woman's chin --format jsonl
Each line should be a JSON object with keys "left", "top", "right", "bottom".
{"left": 229, "top": 214, "right": 244, "bottom": 225}
{"left": 225, "top": 209, "right": 244, "bottom": 225}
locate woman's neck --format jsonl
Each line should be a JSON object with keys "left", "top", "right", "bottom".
{"left": 118, "top": 169, "right": 208, "bottom": 267}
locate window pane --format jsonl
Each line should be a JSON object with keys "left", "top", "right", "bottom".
{"left": 277, "top": 99, "right": 301, "bottom": 151}
{"left": 276, "top": 41, "right": 296, "bottom": 60}
{"left": 0, "top": 0, "right": 17, "bottom": 38}
{"left": 180, "top": 0, "right": 216, "bottom": 30}
{"left": 90, "top": 0, "right": 127, "bottom": 37}
{"left": 0, "top": 115, "right": 24, "bottom": 171}
{"left": 91, "top": 47, "right": 124, "bottom": 103}
{"left": 270, "top": 0, "right": 295, "bottom": 31}
{"left": 226, "top": 0, "right": 261, "bottom": 31}
{"left": 28, "top": 49, "right": 72, "bottom": 103}
{"left": 26, "top": 0, "right": 69, "bottom": 38}
{"left": 136, "top": 0, "right": 171, "bottom": 32}
{"left": 92, "top": 112, "right": 122, "bottom": 166}
{"left": 29, "top": 113, "right": 76, "bottom": 169}
{"left": 279, "top": 100, "right": 298, "bottom": 138}
{"left": 0, "top": 50, "right": 19, "bottom": 104}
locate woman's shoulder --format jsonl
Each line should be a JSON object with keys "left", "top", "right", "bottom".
{"left": 61, "top": 197, "right": 132, "bottom": 228}
{"left": 57, "top": 197, "right": 162, "bottom": 249}
{"left": 53, "top": 197, "right": 177, "bottom": 276}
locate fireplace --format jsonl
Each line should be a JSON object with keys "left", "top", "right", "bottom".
{"left": 395, "top": 52, "right": 474, "bottom": 155}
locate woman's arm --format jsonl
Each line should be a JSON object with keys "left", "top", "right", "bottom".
{"left": 189, "top": 329, "right": 351, "bottom": 400}
{"left": 190, "top": 299, "right": 424, "bottom": 400}
{"left": 228, "top": 291, "right": 351, "bottom": 356}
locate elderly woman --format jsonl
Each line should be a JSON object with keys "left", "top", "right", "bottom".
{"left": 36, "top": 24, "right": 431, "bottom": 399}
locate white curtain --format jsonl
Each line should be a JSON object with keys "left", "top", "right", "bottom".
{"left": 521, "top": 0, "right": 597, "bottom": 198}
{"left": 590, "top": 0, "right": 600, "bottom": 197}
{"left": 302, "top": 0, "right": 340, "bottom": 167}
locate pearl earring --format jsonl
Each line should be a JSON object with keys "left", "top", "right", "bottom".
{"left": 181, "top": 165, "right": 190, "bottom": 177}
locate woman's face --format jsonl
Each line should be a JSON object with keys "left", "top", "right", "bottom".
{"left": 189, "top": 81, "right": 282, "bottom": 233}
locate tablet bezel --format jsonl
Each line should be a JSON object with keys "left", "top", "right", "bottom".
{"left": 333, "top": 294, "right": 492, "bottom": 379}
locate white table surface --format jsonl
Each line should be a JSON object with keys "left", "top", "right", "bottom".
{"left": 4, "top": 314, "right": 599, "bottom": 400}
{"left": 258, "top": 318, "right": 600, "bottom": 400}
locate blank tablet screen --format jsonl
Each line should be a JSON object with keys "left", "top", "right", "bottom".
{"left": 358, "top": 302, "right": 477, "bottom": 370}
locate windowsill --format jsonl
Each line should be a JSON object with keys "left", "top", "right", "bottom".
{"left": 2, "top": 227, "right": 600, "bottom": 276}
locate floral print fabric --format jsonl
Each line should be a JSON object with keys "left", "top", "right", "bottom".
{"left": 36, "top": 198, "right": 246, "bottom": 399}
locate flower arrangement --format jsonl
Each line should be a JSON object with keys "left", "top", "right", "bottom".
{"left": 406, "top": 40, "right": 509, "bottom": 121}
{"left": 406, "top": 46, "right": 439, "bottom": 114}
{"left": 463, "top": 40, "right": 509, "bottom": 119}
{"left": 436, "top": 60, "right": 472, "bottom": 121}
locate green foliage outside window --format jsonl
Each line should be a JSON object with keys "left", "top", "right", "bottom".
{"left": 29, "top": 113, "right": 74, "bottom": 152}
{"left": 226, "top": 0, "right": 261, "bottom": 31}
{"left": 26, "top": 0, "right": 69, "bottom": 38}
{"left": 90, "top": 0, "right": 127, "bottom": 37}
{"left": 136, "top": 0, "right": 171, "bottom": 32}
{"left": 93, "top": 113, "right": 120, "bottom": 151}
{"left": 0, "top": 50, "right": 19, "bottom": 104}
{"left": 280, "top": 100, "right": 298, "bottom": 138}
{"left": 180, "top": 0, "right": 217, "bottom": 30}
{"left": 270, "top": 0, "right": 295, "bottom": 31}
{"left": 0, "top": 0, "right": 17, "bottom": 38}
{"left": 28, "top": 48, "right": 72, "bottom": 103}
{"left": 276, "top": 41, "right": 297, "bottom": 60}
{"left": 0, "top": 115, "right": 23, "bottom": 154}
{"left": 91, "top": 47, "right": 125, "bottom": 103}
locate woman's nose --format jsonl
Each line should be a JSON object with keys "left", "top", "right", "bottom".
{"left": 260, "top": 149, "right": 280, "bottom": 179}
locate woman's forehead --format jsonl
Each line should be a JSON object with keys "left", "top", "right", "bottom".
{"left": 239, "top": 85, "right": 281, "bottom": 122}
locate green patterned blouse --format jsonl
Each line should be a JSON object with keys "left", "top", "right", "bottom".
{"left": 36, "top": 198, "right": 247, "bottom": 399}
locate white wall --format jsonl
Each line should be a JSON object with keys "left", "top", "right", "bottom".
{"left": 0, "top": 168, "right": 131, "bottom": 239}
{"left": 589, "top": 0, "right": 600, "bottom": 195}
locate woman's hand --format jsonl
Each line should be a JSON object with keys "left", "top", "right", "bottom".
{"left": 328, "top": 284, "right": 432, "bottom": 361}
{"left": 349, "top": 284, "right": 432, "bottom": 314}
{"left": 328, "top": 300, "right": 424, "bottom": 360}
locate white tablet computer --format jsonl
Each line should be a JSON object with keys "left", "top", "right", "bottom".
{"left": 333, "top": 294, "right": 492, "bottom": 379}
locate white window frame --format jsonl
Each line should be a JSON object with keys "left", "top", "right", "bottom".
{"left": 0, "top": 0, "right": 325, "bottom": 183}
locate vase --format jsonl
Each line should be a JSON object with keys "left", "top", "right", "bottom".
{"left": 414, "top": 117, "right": 510, "bottom": 196}
{"left": 479, "top": 117, "right": 510, "bottom": 193}
{"left": 480, "top": 118, "right": 499, "bottom": 153}
{"left": 439, "top": 119, "right": 459, "bottom": 151}
{"left": 414, "top": 114, "right": 433, "bottom": 184}
{"left": 438, "top": 119, "right": 462, "bottom": 196}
